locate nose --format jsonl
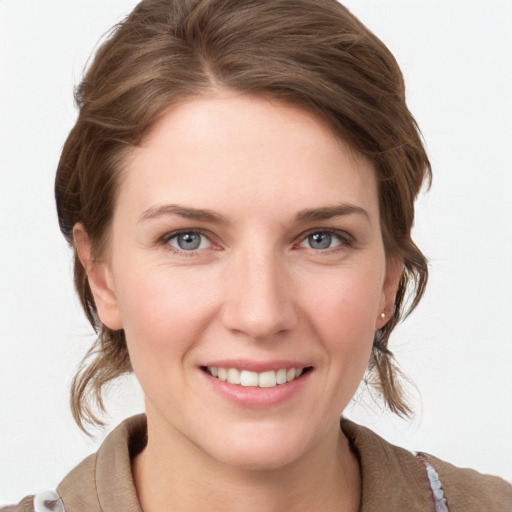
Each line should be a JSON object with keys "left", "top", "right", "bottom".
{"left": 220, "top": 248, "right": 298, "bottom": 340}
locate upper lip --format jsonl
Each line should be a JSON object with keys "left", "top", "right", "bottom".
{"left": 201, "top": 359, "right": 312, "bottom": 373}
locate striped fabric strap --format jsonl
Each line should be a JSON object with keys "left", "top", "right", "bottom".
{"left": 415, "top": 453, "right": 450, "bottom": 512}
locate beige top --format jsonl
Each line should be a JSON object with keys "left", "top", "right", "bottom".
{"left": 3, "top": 414, "right": 512, "bottom": 511}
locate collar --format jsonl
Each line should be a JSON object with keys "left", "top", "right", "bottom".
{"left": 57, "top": 415, "right": 434, "bottom": 512}
{"left": 57, "top": 414, "right": 146, "bottom": 512}
{"left": 341, "top": 418, "right": 433, "bottom": 511}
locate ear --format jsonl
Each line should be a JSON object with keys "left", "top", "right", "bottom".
{"left": 375, "top": 256, "right": 403, "bottom": 330}
{"left": 73, "top": 224, "right": 123, "bottom": 330}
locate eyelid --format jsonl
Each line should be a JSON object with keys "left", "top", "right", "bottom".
{"left": 159, "top": 228, "right": 219, "bottom": 254}
{"left": 295, "top": 228, "right": 354, "bottom": 249}
{"left": 157, "top": 227, "right": 354, "bottom": 255}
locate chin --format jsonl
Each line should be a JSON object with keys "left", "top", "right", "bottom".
{"left": 214, "top": 445, "right": 304, "bottom": 471}
{"left": 202, "top": 424, "right": 317, "bottom": 471}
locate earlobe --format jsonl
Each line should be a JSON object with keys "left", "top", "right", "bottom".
{"left": 73, "top": 224, "right": 123, "bottom": 330}
{"left": 375, "top": 257, "right": 403, "bottom": 330}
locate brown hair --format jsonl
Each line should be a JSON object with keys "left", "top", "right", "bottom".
{"left": 56, "top": 0, "right": 430, "bottom": 431}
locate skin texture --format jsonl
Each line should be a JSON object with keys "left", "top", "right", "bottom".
{"left": 75, "top": 93, "right": 401, "bottom": 511}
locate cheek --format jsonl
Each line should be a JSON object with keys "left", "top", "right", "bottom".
{"left": 299, "top": 267, "right": 383, "bottom": 355}
{"left": 113, "top": 265, "right": 218, "bottom": 354}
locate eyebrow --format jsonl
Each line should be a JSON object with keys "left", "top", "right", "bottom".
{"left": 138, "top": 202, "right": 370, "bottom": 225}
{"left": 294, "top": 204, "right": 371, "bottom": 224}
{"left": 139, "top": 204, "right": 229, "bottom": 224}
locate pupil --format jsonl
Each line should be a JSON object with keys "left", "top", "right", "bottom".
{"left": 309, "top": 232, "right": 331, "bottom": 249}
{"left": 178, "top": 233, "right": 201, "bottom": 250}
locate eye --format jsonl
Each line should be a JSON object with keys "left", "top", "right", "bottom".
{"left": 298, "top": 230, "right": 349, "bottom": 250}
{"left": 165, "top": 230, "right": 211, "bottom": 251}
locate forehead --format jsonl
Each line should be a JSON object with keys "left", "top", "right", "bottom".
{"left": 117, "top": 93, "right": 379, "bottom": 222}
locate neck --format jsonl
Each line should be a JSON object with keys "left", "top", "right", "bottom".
{"left": 132, "top": 415, "right": 361, "bottom": 512}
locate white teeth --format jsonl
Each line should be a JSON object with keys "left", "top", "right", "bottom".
{"left": 240, "top": 370, "right": 258, "bottom": 387}
{"left": 227, "top": 368, "right": 241, "bottom": 385}
{"left": 276, "top": 368, "right": 287, "bottom": 385}
{"left": 258, "top": 370, "right": 277, "bottom": 388}
{"left": 207, "top": 366, "right": 306, "bottom": 387}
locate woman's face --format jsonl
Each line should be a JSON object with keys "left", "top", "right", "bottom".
{"left": 85, "top": 93, "right": 399, "bottom": 469}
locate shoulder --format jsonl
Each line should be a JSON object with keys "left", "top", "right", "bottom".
{"left": 0, "top": 457, "right": 95, "bottom": 512}
{"left": 1, "top": 415, "right": 146, "bottom": 512}
{"left": 1, "top": 496, "right": 34, "bottom": 512}
{"left": 1, "top": 490, "right": 65, "bottom": 512}
{"left": 341, "top": 418, "right": 512, "bottom": 512}
{"left": 421, "top": 451, "right": 512, "bottom": 511}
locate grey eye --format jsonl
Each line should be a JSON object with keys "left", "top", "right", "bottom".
{"left": 308, "top": 232, "right": 332, "bottom": 249}
{"left": 299, "top": 231, "right": 344, "bottom": 250}
{"left": 168, "top": 231, "right": 210, "bottom": 251}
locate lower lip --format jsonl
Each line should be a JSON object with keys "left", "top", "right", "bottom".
{"left": 201, "top": 369, "right": 311, "bottom": 408}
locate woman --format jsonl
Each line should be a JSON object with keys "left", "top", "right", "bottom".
{"left": 2, "top": 0, "right": 511, "bottom": 511}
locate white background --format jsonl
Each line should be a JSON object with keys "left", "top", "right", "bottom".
{"left": 1, "top": 0, "right": 511, "bottom": 504}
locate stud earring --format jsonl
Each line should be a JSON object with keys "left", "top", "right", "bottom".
{"left": 380, "top": 312, "right": 386, "bottom": 319}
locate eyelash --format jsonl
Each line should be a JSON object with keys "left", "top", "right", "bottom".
{"left": 296, "top": 228, "right": 354, "bottom": 253}
{"left": 159, "top": 229, "right": 215, "bottom": 257}
{"left": 158, "top": 228, "right": 354, "bottom": 256}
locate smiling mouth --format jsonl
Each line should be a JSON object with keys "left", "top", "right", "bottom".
{"left": 202, "top": 366, "right": 312, "bottom": 388}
